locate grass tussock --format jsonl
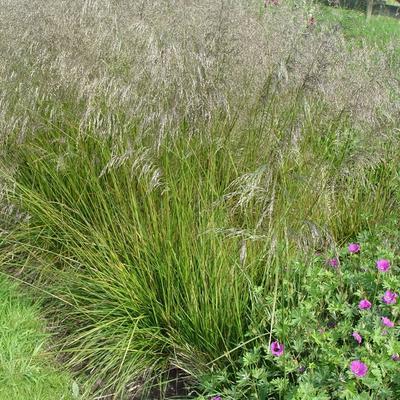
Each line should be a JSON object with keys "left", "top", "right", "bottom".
{"left": 1, "top": 0, "right": 400, "bottom": 398}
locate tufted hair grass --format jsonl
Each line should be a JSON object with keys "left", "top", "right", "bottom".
{"left": 1, "top": 0, "right": 400, "bottom": 397}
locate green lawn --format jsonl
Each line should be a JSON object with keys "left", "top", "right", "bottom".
{"left": 0, "top": 275, "right": 76, "bottom": 400}
{"left": 318, "top": 4, "right": 400, "bottom": 47}
{"left": 386, "top": 0, "right": 400, "bottom": 6}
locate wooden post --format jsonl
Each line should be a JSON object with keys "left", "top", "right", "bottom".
{"left": 366, "top": 0, "right": 374, "bottom": 21}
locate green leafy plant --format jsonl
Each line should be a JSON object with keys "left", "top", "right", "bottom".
{"left": 199, "top": 224, "right": 400, "bottom": 399}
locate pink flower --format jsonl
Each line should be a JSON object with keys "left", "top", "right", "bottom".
{"left": 264, "top": 0, "right": 279, "bottom": 6}
{"left": 350, "top": 360, "right": 368, "bottom": 377}
{"left": 382, "top": 290, "right": 398, "bottom": 305}
{"left": 348, "top": 243, "right": 360, "bottom": 254}
{"left": 358, "top": 299, "right": 372, "bottom": 310}
{"left": 391, "top": 354, "right": 400, "bottom": 361}
{"left": 376, "top": 259, "right": 390, "bottom": 272}
{"left": 328, "top": 258, "right": 339, "bottom": 268}
{"left": 211, "top": 397, "right": 222, "bottom": 400}
{"left": 307, "top": 15, "right": 316, "bottom": 27}
{"left": 352, "top": 331, "right": 362, "bottom": 344}
{"left": 270, "top": 340, "right": 284, "bottom": 357}
{"left": 381, "top": 317, "right": 395, "bottom": 328}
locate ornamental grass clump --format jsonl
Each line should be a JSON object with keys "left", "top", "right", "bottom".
{"left": 0, "top": 0, "right": 400, "bottom": 398}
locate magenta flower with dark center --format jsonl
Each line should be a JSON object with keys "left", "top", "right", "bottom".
{"left": 211, "top": 397, "right": 222, "bottom": 400}
{"left": 382, "top": 290, "right": 398, "bottom": 305}
{"left": 328, "top": 258, "right": 339, "bottom": 268}
{"left": 352, "top": 331, "right": 362, "bottom": 344}
{"left": 376, "top": 259, "right": 390, "bottom": 272}
{"left": 381, "top": 317, "right": 395, "bottom": 328}
{"left": 348, "top": 243, "right": 360, "bottom": 254}
{"left": 358, "top": 299, "right": 372, "bottom": 310}
{"left": 270, "top": 341, "right": 284, "bottom": 357}
{"left": 350, "top": 360, "right": 368, "bottom": 377}
{"left": 392, "top": 354, "right": 400, "bottom": 361}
